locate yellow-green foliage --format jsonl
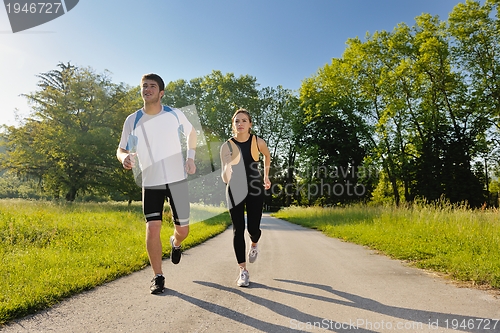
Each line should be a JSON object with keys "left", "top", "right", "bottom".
{"left": 0, "top": 199, "right": 230, "bottom": 325}
{"left": 274, "top": 204, "right": 500, "bottom": 289}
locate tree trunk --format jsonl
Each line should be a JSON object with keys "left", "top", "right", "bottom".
{"left": 65, "top": 187, "right": 77, "bottom": 201}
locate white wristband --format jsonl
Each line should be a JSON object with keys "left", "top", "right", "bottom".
{"left": 187, "top": 149, "right": 196, "bottom": 160}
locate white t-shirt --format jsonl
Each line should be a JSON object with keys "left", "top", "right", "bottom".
{"left": 118, "top": 105, "right": 193, "bottom": 187}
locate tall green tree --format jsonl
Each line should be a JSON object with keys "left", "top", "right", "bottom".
{"left": 1, "top": 63, "right": 139, "bottom": 201}
{"left": 164, "top": 70, "right": 260, "bottom": 141}
{"left": 256, "top": 86, "right": 301, "bottom": 207}
{"left": 410, "top": 13, "right": 487, "bottom": 206}
{"left": 342, "top": 32, "right": 406, "bottom": 205}
{"left": 448, "top": 0, "right": 500, "bottom": 203}
{"left": 299, "top": 58, "right": 372, "bottom": 205}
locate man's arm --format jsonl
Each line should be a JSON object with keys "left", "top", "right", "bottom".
{"left": 185, "top": 128, "right": 197, "bottom": 174}
{"left": 220, "top": 142, "right": 232, "bottom": 184}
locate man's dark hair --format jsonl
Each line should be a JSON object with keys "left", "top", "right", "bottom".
{"left": 141, "top": 73, "right": 165, "bottom": 91}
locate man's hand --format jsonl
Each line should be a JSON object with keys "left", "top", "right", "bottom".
{"left": 222, "top": 150, "right": 232, "bottom": 165}
{"left": 185, "top": 158, "right": 196, "bottom": 174}
{"left": 122, "top": 153, "right": 136, "bottom": 170}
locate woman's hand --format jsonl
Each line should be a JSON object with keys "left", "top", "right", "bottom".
{"left": 263, "top": 176, "right": 271, "bottom": 190}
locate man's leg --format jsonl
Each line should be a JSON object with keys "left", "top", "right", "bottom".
{"left": 146, "top": 220, "right": 163, "bottom": 274}
{"left": 147, "top": 220, "right": 165, "bottom": 294}
{"left": 168, "top": 179, "right": 190, "bottom": 245}
{"left": 167, "top": 180, "right": 190, "bottom": 264}
{"left": 143, "top": 187, "right": 166, "bottom": 273}
{"left": 172, "top": 224, "right": 189, "bottom": 246}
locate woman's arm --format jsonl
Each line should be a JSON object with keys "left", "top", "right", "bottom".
{"left": 257, "top": 137, "right": 271, "bottom": 190}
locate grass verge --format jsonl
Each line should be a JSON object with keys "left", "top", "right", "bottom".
{"left": 273, "top": 203, "right": 500, "bottom": 290}
{"left": 0, "top": 199, "right": 230, "bottom": 325}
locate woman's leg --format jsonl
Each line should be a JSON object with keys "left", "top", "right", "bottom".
{"left": 229, "top": 199, "right": 247, "bottom": 265}
{"left": 246, "top": 192, "right": 264, "bottom": 244}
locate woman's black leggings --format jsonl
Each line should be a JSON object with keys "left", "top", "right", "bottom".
{"left": 229, "top": 192, "right": 264, "bottom": 264}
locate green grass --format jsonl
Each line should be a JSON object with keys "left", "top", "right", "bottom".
{"left": 0, "top": 199, "right": 230, "bottom": 325}
{"left": 273, "top": 204, "right": 500, "bottom": 289}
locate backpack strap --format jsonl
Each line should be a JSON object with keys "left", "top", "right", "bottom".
{"left": 133, "top": 109, "right": 143, "bottom": 130}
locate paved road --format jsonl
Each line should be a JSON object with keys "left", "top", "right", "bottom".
{"left": 2, "top": 215, "right": 499, "bottom": 333}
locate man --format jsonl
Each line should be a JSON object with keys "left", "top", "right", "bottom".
{"left": 117, "top": 73, "right": 197, "bottom": 294}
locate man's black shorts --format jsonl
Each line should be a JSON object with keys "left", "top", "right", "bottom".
{"left": 142, "top": 180, "right": 189, "bottom": 226}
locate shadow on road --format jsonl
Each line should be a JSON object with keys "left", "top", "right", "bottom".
{"left": 169, "top": 288, "right": 311, "bottom": 333}
{"left": 273, "top": 279, "right": 498, "bottom": 333}
{"left": 192, "top": 281, "right": 378, "bottom": 332}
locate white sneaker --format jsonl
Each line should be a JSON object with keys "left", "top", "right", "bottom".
{"left": 248, "top": 245, "right": 259, "bottom": 263}
{"left": 237, "top": 270, "right": 250, "bottom": 287}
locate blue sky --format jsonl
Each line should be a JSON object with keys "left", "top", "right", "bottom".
{"left": 0, "top": 0, "right": 466, "bottom": 127}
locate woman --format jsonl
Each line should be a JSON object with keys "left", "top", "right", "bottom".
{"left": 220, "top": 108, "right": 271, "bottom": 287}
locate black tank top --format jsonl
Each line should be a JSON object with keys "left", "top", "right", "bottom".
{"left": 229, "top": 134, "right": 262, "bottom": 194}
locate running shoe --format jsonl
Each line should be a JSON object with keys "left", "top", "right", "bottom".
{"left": 248, "top": 245, "right": 259, "bottom": 263}
{"left": 237, "top": 269, "right": 250, "bottom": 287}
{"left": 150, "top": 275, "right": 165, "bottom": 294}
{"left": 170, "top": 235, "right": 182, "bottom": 264}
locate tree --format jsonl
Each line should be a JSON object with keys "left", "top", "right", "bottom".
{"left": 299, "top": 58, "right": 372, "bottom": 205}
{"left": 164, "top": 70, "right": 260, "bottom": 141}
{"left": 448, "top": 0, "right": 500, "bottom": 205}
{"left": 1, "top": 63, "right": 140, "bottom": 201}
{"left": 256, "top": 86, "right": 301, "bottom": 207}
